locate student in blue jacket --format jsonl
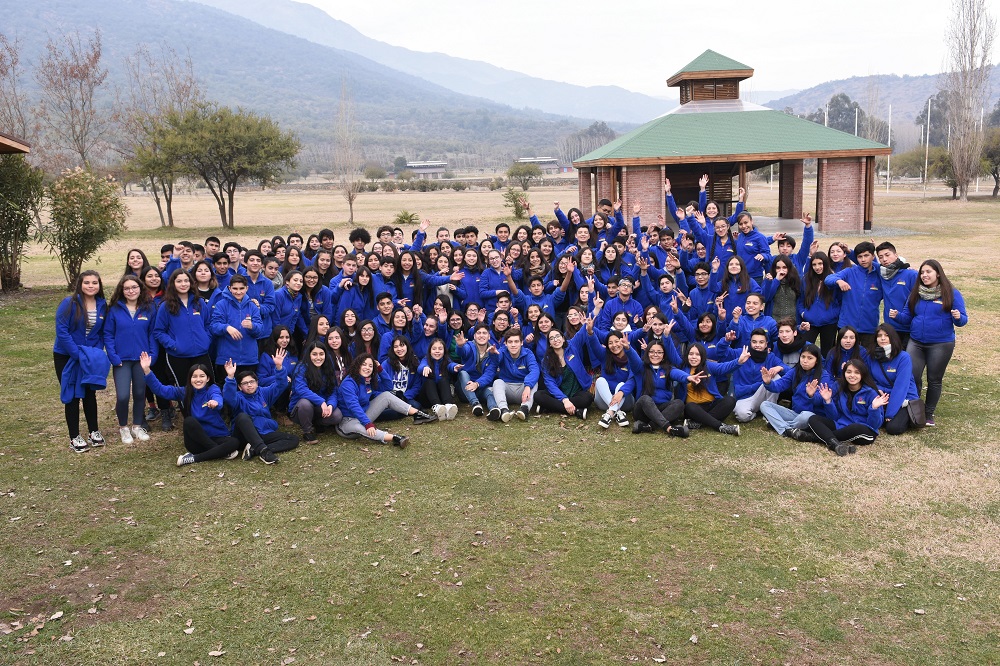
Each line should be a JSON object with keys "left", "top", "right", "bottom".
{"left": 727, "top": 293, "right": 777, "bottom": 348}
{"left": 711, "top": 256, "right": 761, "bottom": 326}
{"left": 289, "top": 342, "right": 344, "bottom": 445}
{"left": 807, "top": 360, "right": 890, "bottom": 456}
{"left": 221, "top": 355, "right": 299, "bottom": 464}
{"left": 209, "top": 275, "right": 265, "bottom": 382}
{"left": 759, "top": 343, "right": 829, "bottom": 441}
{"left": 379, "top": 335, "right": 424, "bottom": 417}
{"left": 676, "top": 342, "right": 746, "bottom": 437}
{"left": 533, "top": 325, "right": 594, "bottom": 419}
{"left": 799, "top": 252, "right": 842, "bottom": 355}
{"left": 418, "top": 338, "right": 460, "bottom": 420}
{"left": 824, "top": 326, "right": 869, "bottom": 380}
{"left": 272, "top": 271, "right": 306, "bottom": 340}
{"left": 590, "top": 330, "right": 643, "bottom": 429}
{"left": 454, "top": 325, "right": 499, "bottom": 416}
{"left": 336, "top": 353, "right": 435, "bottom": 447}
{"left": 54, "top": 270, "right": 109, "bottom": 452}
{"left": 153, "top": 270, "right": 213, "bottom": 431}
{"left": 894, "top": 259, "right": 968, "bottom": 426}
{"left": 867, "top": 324, "right": 920, "bottom": 435}
{"left": 105, "top": 275, "right": 157, "bottom": 445}
{"left": 875, "top": 242, "right": 918, "bottom": 348}
{"left": 630, "top": 340, "right": 691, "bottom": 438}
{"left": 491, "top": 328, "right": 540, "bottom": 423}
{"left": 257, "top": 325, "right": 298, "bottom": 415}
{"left": 733, "top": 212, "right": 772, "bottom": 282}
{"left": 140, "top": 352, "right": 237, "bottom": 466}
{"left": 771, "top": 213, "right": 816, "bottom": 278}
{"left": 824, "top": 241, "right": 883, "bottom": 348}
{"left": 731, "top": 329, "right": 788, "bottom": 423}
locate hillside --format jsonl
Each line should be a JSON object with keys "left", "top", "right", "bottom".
{"left": 5, "top": 0, "right": 606, "bottom": 161}
{"left": 188, "top": 0, "right": 675, "bottom": 125}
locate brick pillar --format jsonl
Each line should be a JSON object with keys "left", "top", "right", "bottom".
{"left": 620, "top": 165, "right": 665, "bottom": 231}
{"left": 816, "top": 158, "right": 865, "bottom": 233}
{"left": 596, "top": 167, "right": 613, "bottom": 206}
{"left": 778, "top": 160, "right": 803, "bottom": 219}
{"left": 578, "top": 169, "right": 593, "bottom": 218}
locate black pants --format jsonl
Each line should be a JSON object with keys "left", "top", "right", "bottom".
{"left": 165, "top": 353, "right": 215, "bottom": 386}
{"left": 290, "top": 399, "right": 342, "bottom": 434}
{"left": 183, "top": 416, "right": 241, "bottom": 462}
{"left": 419, "top": 376, "right": 454, "bottom": 407}
{"left": 231, "top": 412, "right": 299, "bottom": 454}
{"left": 885, "top": 409, "right": 913, "bottom": 436}
{"left": 147, "top": 353, "right": 172, "bottom": 410}
{"left": 803, "top": 323, "right": 838, "bottom": 356}
{"left": 807, "top": 415, "right": 878, "bottom": 448}
{"left": 633, "top": 395, "right": 685, "bottom": 429}
{"left": 534, "top": 389, "right": 594, "bottom": 415}
{"left": 54, "top": 352, "right": 99, "bottom": 440}
{"left": 684, "top": 396, "right": 736, "bottom": 430}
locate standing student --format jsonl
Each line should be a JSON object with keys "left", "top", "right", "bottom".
{"left": 209, "top": 275, "right": 265, "bottom": 382}
{"left": 894, "top": 259, "right": 968, "bottom": 426}
{"left": 825, "top": 241, "right": 883, "bottom": 348}
{"left": 104, "top": 275, "right": 156, "bottom": 445}
{"left": 222, "top": 356, "right": 299, "bottom": 464}
{"left": 336, "top": 353, "right": 434, "bottom": 447}
{"left": 153, "top": 270, "right": 214, "bottom": 431}
{"left": 54, "top": 270, "right": 109, "bottom": 452}
{"left": 799, "top": 252, "right": 841, "bottom": 355}
{"left": 875, "top": 242, "right": 918, "bottom": 348}
{"left": 124, "top": 249, "right": 150, "bottom": 277}
{"left": 807, "top": 360, "right": 889, "bottom": 456}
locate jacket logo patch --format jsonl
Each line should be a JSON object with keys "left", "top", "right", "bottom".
{"left": 857, "top": 399, "right": 867, "bottom": 405}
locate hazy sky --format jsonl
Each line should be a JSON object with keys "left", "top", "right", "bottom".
{"left": 303, "top": 0, "right": 971, "bottom": 96}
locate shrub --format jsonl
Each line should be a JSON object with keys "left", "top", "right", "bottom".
{"left": 381, "top": 179, "right": 397, "bottom": 192}
{"left": 394, "top": 210, "right": 419, "bottom": 226}
{"left": 450, "top": 181, "right": 468, "bottom": 191}
{"left": 502, "top": 187, "right": 528, "bottom": 219}
{"left": 0, "top": 155, "right": 44, "bottom": 291}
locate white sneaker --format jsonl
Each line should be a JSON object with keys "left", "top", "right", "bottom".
{"left": 444, "top": 404, "right": 458, "bottom": 420}
{"left": 432, "top": 404, "right": 447, "bottom": 419}
{"left": 177, "top": 453, "right": 195, "bottom": 466}
{"left": 119, "top": 427, "right": 133, "bottom": 445}
{"left": 131, "top": 425, "right": 150, "bottom": 442}
{"left": 70, "top": 436, "right": 89, "bottom": 453}
{"left": 88, "top": 431, "right": 105, "bottom": 447}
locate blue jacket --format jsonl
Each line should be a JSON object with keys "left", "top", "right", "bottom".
{"left": 289, "top": 364, "right": 338, "bottom": 410}
{"left": 735, "top": 228, "right": 772, "bottom": 281}
{"left": 819, "top": 384, "right": 884, "bottom": 433}
{"left": 379, "top": 363, "right": 423, "bottom": 401}
{"left": 539, "top": 327, "right": 593, "bottom": 399}
{"left": 727, "top": 312, "right": 778, "bottom": 348}
{"left": 456, "top": 342, "right": 498, "bottom": 386}
{"left": 824, "top": 344, "right": 870, "bottom": 379}
{"left": 879, "top": 267, "right": 918, "bottom": 334}
{"left": 104, "top": 301, "right": 158, "bottom": 366}
{"left": 338, "top": 375, "right": 379, "bottom": 426}
{"left": 272, "top": 287, "right": 305, "bottom": 336}
{"left": 730, "top": 351, "right": 787, "bottom": 400}
{"left": 478, "top": 267, "right": 509, "bottom": 312}
{"left": 258, "top": 351, "right": 298, "bottom": 389}
{"left": 765, "top": 368, "right": 830, "bottom": 414}
{"left": 59, "top": 345, "right": 111, "bottom": 404}
{"left": 54, "top": 296, "right": 107, "bottom": 358}
{"left": 209, "top": 291, "right": 265, "bottom": 365}
{"left": 301, "top": 286, "right": 334, "bottom": 327}
{"left": 588, "top": 337, "right": 643, "bottom": 398}
{"left": 709, "top": 272, "right": 761, "bottom": 325}
{"left": 495, "top": 347, "right": 540, "bottom": 388}
{"left": 825, "top": 265, "right": 883, "bottom": 334}
{"left": 596, "top": 296, "right": 645, "bottom": 331}
{"left": 799, "top": 288, "right": 842, "bottom": 328}
{"left": 418, "top": 357, "right": 460, "bottom": 382}
{"left": 144, "top": 370, "right": 228, "bottom": 437}
{"left": 335, "top": 284, "right": 375, "bottom": 323}
{"left": 223, "top": 366, "right": 287, "bottom": 436}
{"left": 673, "top": 358, "right": 742, "bottom": 401}
{"left": 895, "top": 290, "right": 968, "bottom": 344}
{"left": 636, "top": 364, "right": 690, "bottom": 404}
{"left": 868, "top": 351, "right": 919, "bottom": 420}
{"left": 455, "top": 269, "right": 483, "bottom": 308}
{"left": 153, "top": 297, "right": 211, "bottom": 358}
{"left": 244, "top": 272, "right": 275, "bottom": 332}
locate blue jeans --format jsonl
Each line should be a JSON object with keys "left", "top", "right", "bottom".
{"left": 457, "top": 371, "right": 496, "bottom": 410}
{"left": 759, "top": 402, "right": 814, "bottom": 435}
{"left": 594, "top": 377, "right": 635, "bottom": 413}
{"left": 112, "top": 360, "right": 146, "bottom": 427}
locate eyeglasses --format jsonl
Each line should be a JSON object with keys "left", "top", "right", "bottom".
{"left": 239, "top": 378, "right": 257, "bottom": 387}
{"left": 124, "top": 285, "right": 141, "bottom": 291}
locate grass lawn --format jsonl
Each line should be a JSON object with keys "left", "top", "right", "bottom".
{"left": 1, "top": 185, "right": 998, "bottom": 664}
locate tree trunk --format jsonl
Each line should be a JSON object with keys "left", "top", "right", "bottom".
{"left": 150, "top": 177, "right": 166, "bottom": 227}
{"left": 347, "top": 197, "right": 354, "bottom": 224}
{"left": 992, "top": 171, "right": 999, "bottom": 197}
{"left": 161, "top": 180, "right": 175, "bottom": 227}
{"left": 227, "top": 184, "right": 237, "bottom": 229}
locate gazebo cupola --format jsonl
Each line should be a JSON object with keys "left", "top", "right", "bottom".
{"left": 667, "top": 50, "right": 754, "bottom": 105}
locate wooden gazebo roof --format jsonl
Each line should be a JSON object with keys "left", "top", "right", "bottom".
{"left": 0, "top": 131, "right": 30, "bottom": 154}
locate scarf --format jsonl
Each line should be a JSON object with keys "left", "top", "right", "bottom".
{"left": 879, "top": 258, "right": 910, "bottom": 282}
{"left": 918, "top": 284, "right": 941, "bottom": 301}
{"left": 776, "top": 335, "right": 806, "bottom": 356}
{"left": 872, "top": 345, "right": 894, "bottom": 362}
{"left": 749, "top": 347, "right": 768, "bottom": 363}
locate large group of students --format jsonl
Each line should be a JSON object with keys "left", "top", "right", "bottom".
{"left": 53, "top": 176, "right": 968, "bottom": 465}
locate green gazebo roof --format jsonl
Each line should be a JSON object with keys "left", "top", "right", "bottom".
{"left": 573, "top": 102, "right": 890, "bottom": 166}
{"left": 667, "top": 50, "right": 753, "bottom": 86}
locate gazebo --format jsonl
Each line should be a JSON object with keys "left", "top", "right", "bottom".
{"left": 0, "top": 131, "right": 30, "bottom": 154}
{"left": 573, "top": 50, "right": 891, "bottom": 233}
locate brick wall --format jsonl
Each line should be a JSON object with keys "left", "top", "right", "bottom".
{"left": 816, "top": 158, "right": 865, "bottom": 233}
{"left": 596, "top": 167, "right": 613, "bottom": 204}
{"left": 578, "top": 169, "right": 593, "bottom": 219}
{"left": 622, "top": 165, "right": 666, "bottom": 231}
{"left": 778, "top": 160, "right": 803, "bottom": 220}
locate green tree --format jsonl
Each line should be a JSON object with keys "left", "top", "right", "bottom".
{"left": 365, "top": 165, "right": 386, "bottom": 181}
{"left": 988, "top": 97, "right": 1000, "bottom": 128}
{"left": 983, "top": 127, "right": 1000, "bottom": 197}
{"left": 502, "top": 187, "right": 528, "bottom": 219}
{"left": 168, "top": 103, "right": 300, "bottom": 228}
{"left": 507, "top": 162, "right": 542, "bottom": 190}
{"left": 805, "top": 93, "right": 865, "bottom": 134}
{"left": 0, "top": 155, "right": 44, "bottom": 291}
{"left": 914, "top": 90, "right": 954, "bottom": 147}
{"left": 40, "top": 167, "right": 128, "bottom": 288}
{"left": 397, "top": 169, "right": 414, "bottom": 181}
{"left": 393, "top": 156, "right": 408, "bottom": 172}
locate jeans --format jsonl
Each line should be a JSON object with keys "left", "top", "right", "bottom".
{"left": 906, "top": 339, "right": 955, "bottom": 416}
{"left": 759, "top": 402, "right": 814, "bottom": 435}
{"left": 594, "top": 377, "right": 635, "bottom": 413}
{"left": 492, "top": 380, "right": 537, "bottom": 411}
{"left": 456, "top": 371, "right": 496, "bottom": 410}
{"left": 112, "top": 360, "right": 146, "bottom": 427}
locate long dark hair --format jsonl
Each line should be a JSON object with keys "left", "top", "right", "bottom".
{"left": 771, "top": 255, "right": 801, "bottom": 298}
{"left": 542, "top": 329, "right": 567, "bottom": 377}
{"left": 262, "top": 324, "right": 299, "bottom": 358}
{"left": 708, "top": 219, "right": 737, "bottom": 262}
{"left": 870, "top": 322, "right": 903, "bottom": 359}
{"left": 304, "top": 314, "right": 332, "bottom": 349}
{"left": 424, "top": 337, "right": 451, "bottom": 379}
{"left": 828, "top": 326, "right": 862, "bottom": 376}
{"left": 181, "top": 364, "right": 214, "bottom": 418}
{"left": 69, "top": 270, "right": 106, "bottom": 323}
{"left": 398, "top": 250, "right": 424, "bottom": 303}
{"left": 109, "top": 274, "right": 152, "bottom": 312}
{"left": 386, "top": 334, "right": 418, "bottom": 372}
{"left": 640, "top": 340, "right": 671, "bottom": 397}
{"left": 686, "top": 342, "right": 708, "bottom": 376}
{"left": 123, "top": 248, "right": 150, "bottom": 277}
{"left": 346, "top": 352, "right": 377, "bottom": 383}
{"left": 603, "top": 330, "right": 629, "bottom": 376}
{"left": 793, "top": 343, "right": 824, "bottom": 386}
{"left": 301, "top": 341, "right": 338, "bottom": 395}
{"left": 803, "top": 251, "right": 834, "bottom": 308}
{"left": 281, "top": 246, "right": 303, "bottom": 275}
{"left": 908, "top": 259, "right": 955, "bottom": 312}
{"left": 837, "top": 359, "right": 877, "bottom": 411}
{"left": 720, "top": 256, "right": 751, "bottom": 295}
{"left": 302, "top": 267, "right": 323, "bottom": 300}
{"left": 354, "top": 320, "right": 381, "bottom": 356}
{"left": 695, "top": 312, "right": 718, "bottom": 343}
{"left": 163, "top": 269, "right": 202, "bottom": 315}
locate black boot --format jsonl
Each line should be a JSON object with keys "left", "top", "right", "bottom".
{"left": 161, "top": 407, "right": 175, "bottom": 432}
{"left": 631, "top": 420, "right": 653, "bottom": 434}
{"left": 667, "top": 424, "right": 690, "bottom": 438}
{"left": 829, "top": 438, "right": 855, "bottom": 456}
{"left": 392, "top": 434, "right": 410, "bottom": 449}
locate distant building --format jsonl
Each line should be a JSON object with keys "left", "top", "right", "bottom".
{"left": 405, "top": 161, "right": 448, "bottom": 179}
{"left": 573, "top": 50, "right": 891, "bottom": 233}
{"left": 0, "top": 130, "right": 30, "bottom": 154}
{"left": 515, "top": 157, "right": 572, "bottom": 175}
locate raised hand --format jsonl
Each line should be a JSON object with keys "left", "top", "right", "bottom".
{"left": 738, "top": 345, "right": 751, "bottom": 363}
{"left": 272, "top": 347, "right": 286, "bottom": 370}
{"left": 819, "top": 383, "right": 834, "bottom": 403}
{"left": 139, "top": 351, "right": 152, "bottom": 373}
{"left": 633, "top": 202, "right": 641, "bottom": 215}
{"left": 699, "top": 174, "right": 709, "bottom": 190}
{"left": 663, "top": 177, "right": 672, "bottom": 194}
{"left": 687, "top": 370, "right": 707, "bottom": 384}
{"left": 801, "top": 213, "right": 813, "bottom": 227}
{"left": 872, "top": 391, "right": 890, "bottom": 409}
{"left": 805, "top": 379, "right": 819, "bottom": 397}
{"left": 225, "top": 358, "right": 237, "bottom": 378}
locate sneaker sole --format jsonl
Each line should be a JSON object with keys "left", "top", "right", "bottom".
{"left": 515, "top": 410, "right": 526, "bottom": 421}
{"left": 500, "top": 412, "right": 513, "bottom": 423}
{"left": 598, "top": 420, "right": 611, "bottom": 429}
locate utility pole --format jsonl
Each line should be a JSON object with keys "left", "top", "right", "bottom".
{"left": 886, "top": 104, "right": 892, "bottom": 193}
{"left": 855, "top": 107, "right": 859, "bottom": 136}
{"left": 923, "top": 98, "right": 931, "bottom": 199}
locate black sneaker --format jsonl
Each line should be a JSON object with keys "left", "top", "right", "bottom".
{"left": 487, "top": 408, "right": 502, "bottom": 422}
{"left": 577, "top": 407, "right": 587, "bottom": 421}
{"left": 392, "top": 434, "right": 410, "bottom": 449}
{"left": 472, "top": 404, "right": 484, "bottom": 417}
{"left": 161, "top": 408, "right": 174, "bottom": 432}
{"left": 145, "top": 407, "right": 160, "bottom": 423}
{"left": 413, "top": 411, "right": 438, "bottom": 425}
{"left": 831, "top": 438, "right": 849, "bottom": 456}
{"left": 500, "top": 408, "right": 513, "bottom": 423}
{"left": 667, "top": 424, "right": 690, "bottom": 438}
{"left": 718, "top": 424, "right": 740, "bottom": 436}
{"left": 259, "top": 449, "right": 278, "bottom": 465}
{"left": 684, "top": 419, "right": 702, "bottom": 431}
{"left": 88, "top": 431, "right": 105, "bottom": 447}
{"left": 631, "top": 420, "right": 653, "bottom": 434}
{"left": 303, "top": 430, "right": 318, "bottom": 445}
{"left": 515, "top": 406, "right": 529, "bottom": 421}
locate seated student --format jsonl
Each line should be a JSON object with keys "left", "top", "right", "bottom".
{"left": 336, "top": 353, "right": 436, "bottom": 447}
{"left": 676, "top": 342, "right": 747, "bottom": 436}
{"left": 491, "top": 328, "right": 540, "bottom": 423}
{"left": 759, "top": 343, "right": 829, "bottom": 441}
{"left": 209, "top": 275, "right": 265, "bottom": 382}
{"left": 140, "top": 352, "right": 238, "bottom": 466}
{"left": 727, "top": 292, "right": 777, "bottom": 348}
{"left": 222, "top": 357, "right": 299, "bottom": 464}
{"left": 774, "top": 317, "right": 806, "bottom": 366}
{"left": 867, "top": 323, "right": 920, "bottom": 435}
{"left": 589, "top": 330, "right": 643, "bottom": 429}
{"left": 630, "top": 340, "right": 691, "bottom": 438}
{"left": 379, "top": 335, "right": 425, "bottom": 417}
{"left": 824, "top": 326, "right": 869, "bottom": 380}
{"left": 258, "top": 325, "right": 298, "bottom": 418}
{"left": 807, "top": 359, "right": 890, "bottom": 456}
{"left": 533, "top": 325, "right": 594, "bottom": 419}
{"left": 825, "top": 241, "right": 883, "bottom": 348}
{"left": 350, "top": 320, "right": 381, "bottom": 358}
{"left": 418, "top": 338, "right": 460, "bottom": 421}
{"left": 731, "top": 328, "right": 788, "bottom": 423}
{"left": 289, "top": 342, "right": 343, "bottom": 445}
{"left": 454, "top": 325, "right": 499, "bottom": 416}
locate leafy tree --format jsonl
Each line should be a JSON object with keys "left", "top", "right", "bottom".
{"left": 168, "top": 103, "right": 300, "bottom": 228}
{"left": 914, "top": 90, "right": 955, "bottom": 147}
{"left": 40, "top": 167, "right": 127, "bottom": 288}
{"left": 983, "top": 127, "right": 1000, "bottom": 197}
{"left": 507, "top": 162, "right": 542, "bottom": 190}
{"left": 397, "top": 169, "right": 414, "bottom": 181}
{"left": 364, "top": 165, "right": 386, "bottom": 181}
{"left": 0, "top": 155, "right": 44, "bottom": 290}
{"left": 502, "top": 187, "right": 528, "bottom": 219}
{"left": 393, "top": 156, "right": 408, "bottom": 172}
{"left": 805, "top": 93, "right": 866, "bottom": 134}
{"left": 988, "top": 97, "right": 1000, "bottom": 128}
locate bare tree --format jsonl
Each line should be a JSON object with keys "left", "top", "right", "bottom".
{"left": 0, "top": 34, "right": 31, "bottom": 142}
{"left": 942, "top": 0, "right": 996, "bottom": 201}
{"left": 333, "top": 80, "right": 363, "bottom": 224}
{"left": 34, "top": 30, "right": 110, "bottom": 168}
